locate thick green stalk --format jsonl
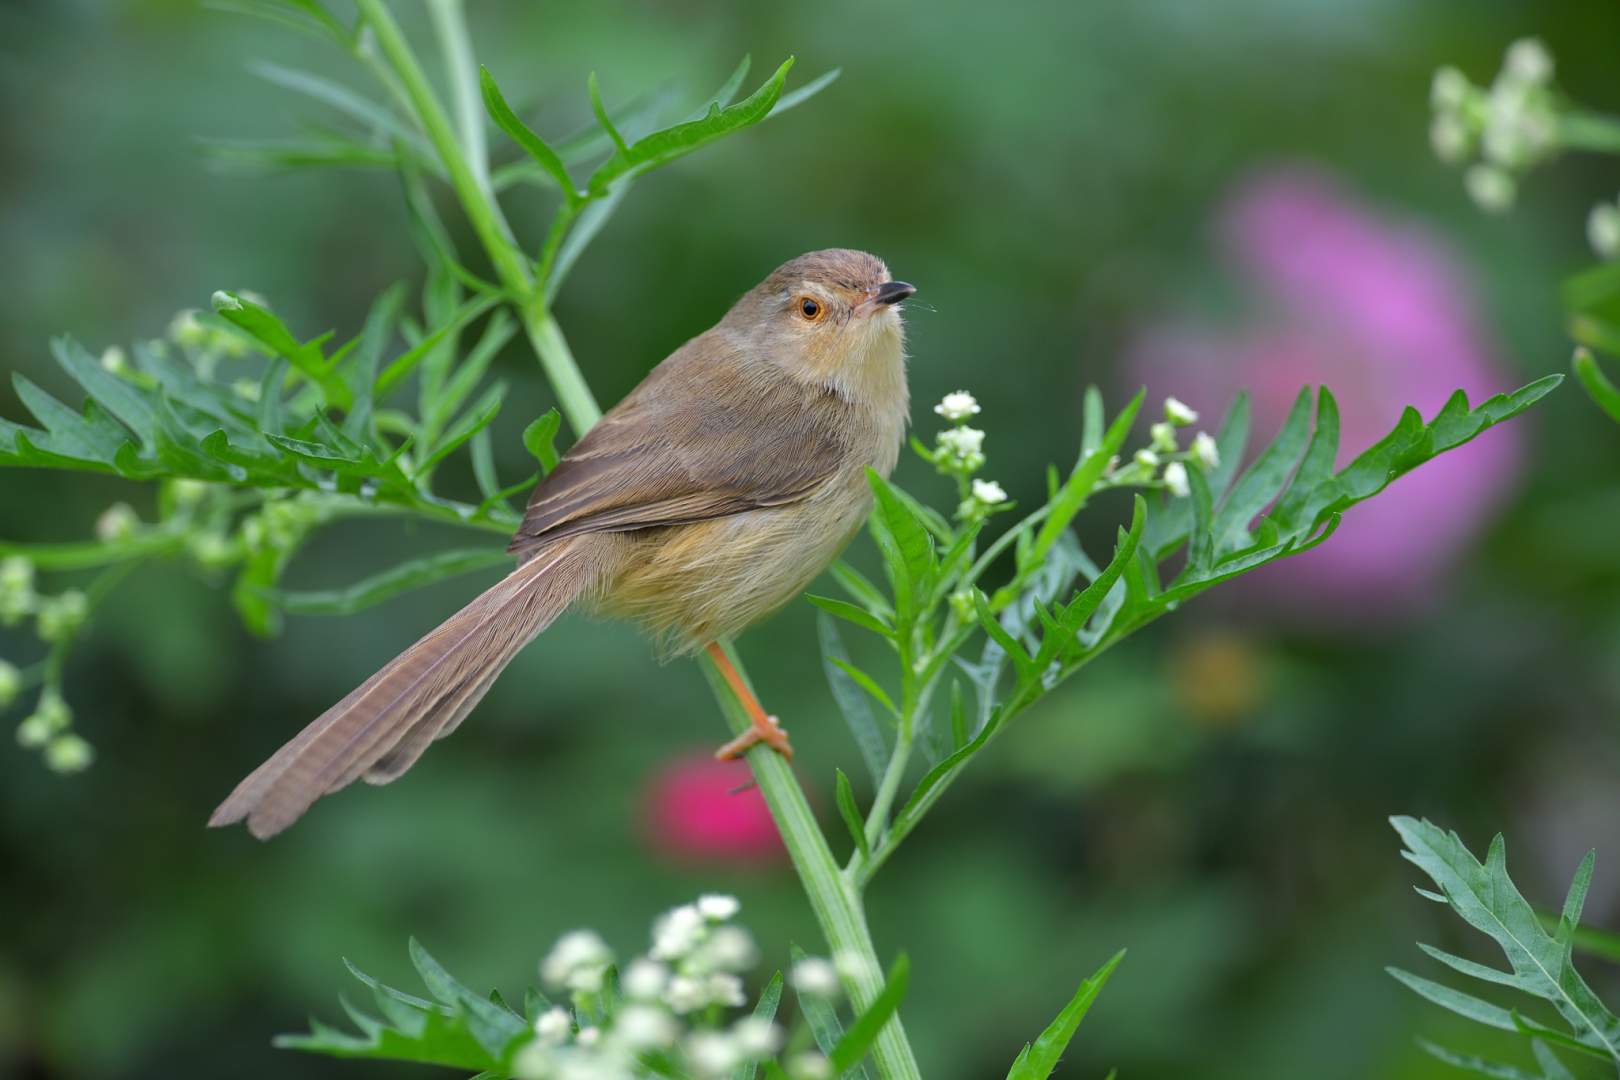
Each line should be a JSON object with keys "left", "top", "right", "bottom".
{"left": 703, "top": 644, "right": 922, "bottom": 1080}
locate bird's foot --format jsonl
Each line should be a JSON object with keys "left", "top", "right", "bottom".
{"left": 715, "top": 715, "right": 794, "bottom": 761}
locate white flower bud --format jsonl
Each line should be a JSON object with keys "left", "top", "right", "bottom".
{"left": 936, "top": 426, "right": 986, "bottom": 459}
{"left": 0, "top": 556, "right": 35, "bottom": 597}
{"left": 697, "top": 893, "right": 740, "bottom": 921}
{"left": 1465, "top": 164, "right": 1515, "bottom": 214}
{"left": 169, "top": 309, "right": 209, "bottom": 347}
{"left": 232, "top": 378, "right": 262, "bottom": 402}
{"left": 1430, "top": 114, "right": 1471, "bottom": 165}
{"left": 1163, "top": 397, "right": 1198, "bottom": 426}
{"left": 36, "top": 591, "right": 88, "bottom": 643}
{"left": 651, "top": 904, "right": 704, "bottom": 961}
{"left": 665, "top": 974, "right": 708, "bottom": 1013}
{"left": 701, "top": 926, "right": 758, "bottom": 972}
{"left": 1149, "top": 421, "right": 1178, "bottom": 453}
{"left": 1133, "top": 449, "right": 1161, "bottom": 469}
{"left": 787, "top": 1052, "right": 833, "bottom": 1080}
{"left": 45, "top": 733, "right": 94, "bottom": 773}
{"left": 970, "top": 479, "right": 1008, "bottom": 505}
{"left": 534, "top": 1006, "right": 572, "bottom": 1044}
{"left": 95, "top": 503, "right": 139, "bottom": 543}
{"left": 932, "top": 390, "right": 981, "bottom": 421}
{"left": 614, "top": 1003, "right": 678, "bottom": 1050}
{"left": 170, "top": 478, "right": 210, "bottom": 506}
{"left": 1162, "top": 462, "right": 1191, "bottom": 498}
{"left": 1191, "top": 431, "right": 1220, "bottom": 471}
{"left": 100, "top": 346, "right": 128, "bottom": 374}
{"left": 684, "top": 1031, "right": 741, "bottom": 1076}
{"left": 541, "top": 930, "right": 614, "bottom": 990}
{"left": 16, "top": 714, "right": 53, "bottom": 749}
{"left": 1589, "top": 202, "right": 1620, "bottom": 261}
{"left": 1430, "top": 66, "right": 1471, "bottom": 112}
{"left": 706, "top": 972, "right": 746, "bottom": 1008}
{"left": 575, "top": 1025, "right": 601, "bottom": 1047}
{"left": 730, "top": 1017, "right": 782, "bottom": 1057}
{"left": 1504, "top": 38, "right": 1553, "bottom": 86}
{"left": 793, "top": 956, "right": 841, "bottom": 997}
{"left": 622, "top": 958, "right": 670, "bottom": 999}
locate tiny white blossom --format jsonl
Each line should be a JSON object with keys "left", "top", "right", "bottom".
{"left": 1430, "top": 66, "right": 1471, "bottom": 112}
{"left": 1191, "top": 431, "right": 1220, "bottom": 471}
{"left": 787, "top": 1052, "right": 833, "bottom": 1080}
{"left": 615, "top": 1003, "right": 679, "bottom": 1050}
{"left": 665, "top": 974, "right": 709, "bottom": 1013}
{"left": 706, "top": 972, "right": 746, "bottom": 1008}
{"left": 576, "top": 1026, "right": 601, "bottom": 1047}
{"left": 730, "top": 1017, "right": 783, "bottom": 1057}
{"left": 932, "top": 390, "right": 981, "bottom": 421}
{"left": 697, "top": 894, "right": 740, "bottom": 921}
{"left": 1162, "top": 462, "right": 1191, "bottom": 498}
{"left": 651, "top": 904, "right": 705, "bottom": 961}
{"left": 685, "top": 1031, "right": 741, "bottom": 1076}
{"left": 1465, "top": 164, "right": 1515, "bottom": 214}
{"left": 700, "top": 926, "right": 758, "bottom": 972}
{"left": 792, "top": 957, "right": 840, "bottom": 997}
{"left": 1164, "top": 397, "right": 1198, "bottom": 426}
{"left": 95, "top": 503, "right": 139, "bottom": 543}
{"left": 936, "top": 426, "right": 986, "bottom": 458}
{"left": 45, "top": 734, "right": 94, "bottom": 773}
{"left": 1133, "top": 449, "right": 1161, "bottom": 469}
{"left": 1503, "top": 38, "right": 1553, "bottom": 86}
{"left": 1429, "top": 114, "right": 1471, "bottom": 165}
{"left": 833, "top": 950, "right": 878, "bottom": 985}
{"left": 535, "top": 1006, "right": 572, "bottom": 1044}
{"left": 1589, "top": 202, "right": 1620, "bottom": 261}
{"left": 622, "top": 958, "right": 670, "bottom": 999}
{"left": 541, "top": 930, "right": 614, "bottom": 989}
{"left": 0, "top": 556, "right": 34, "bottom": 596}
{"left": 971, "top": 479, "right": 1007, "bottom": 505}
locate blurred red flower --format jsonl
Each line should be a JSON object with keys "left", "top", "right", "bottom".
{"left": 1125, "top": 166, "right": 1523, "bottom": 620}
{"left": 641, "top": 754, "right": 784, "bottom": 864}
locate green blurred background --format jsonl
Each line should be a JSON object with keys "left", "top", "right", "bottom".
{"left": 3, "top": 1, "right": 1620, "bottom": 1077}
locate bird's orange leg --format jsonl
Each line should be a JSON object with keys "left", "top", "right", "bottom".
{"left": 707, "top": 642, "right": 794, "bottom": 761}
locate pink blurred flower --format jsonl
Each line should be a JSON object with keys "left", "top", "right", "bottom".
{"left": 641, "top": 754, "right": 784, "bottom": 864}
{"left": 1126, "top": 166, "right": 1521, "bottom": 620}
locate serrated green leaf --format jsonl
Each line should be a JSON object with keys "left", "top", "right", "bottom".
{"left": 866, "top": 468, "right": 936, "bottom": 628}
{"left": 211, "top": 292, "right": 350, "bottom": 409}
{"left": 1391, "top": 817, "right": 1620, "bottom": 1062}
{"left": 1213, "top": 386, "right": 1311, "bottom": 552}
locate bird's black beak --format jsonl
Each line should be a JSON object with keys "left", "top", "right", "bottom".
{"left": 873, "top": 280, "right": 916, "bottom": 306}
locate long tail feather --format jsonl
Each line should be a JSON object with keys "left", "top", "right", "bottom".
{"left": 209, "top": 539, "right": 601, "bottom": 838}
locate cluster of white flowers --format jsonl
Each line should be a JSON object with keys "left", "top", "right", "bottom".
{"left": 928, "top": 391, "right": 1011, "bottom": 521}
{"left": 518, "top": 895, "right": 833, "bottom": 1080}
{"left": 1429, "top": 38, "right": 1559, "bottom": 215}
{"left": 1104, "top": 398, "right": 1220, "bottom": 500}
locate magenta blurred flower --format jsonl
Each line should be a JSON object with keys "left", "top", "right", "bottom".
{"left": 1126, "top": 166, "right": 1522, "bottom": 619}
{"left": 641, "top": 754, "right": 784, "bottom": 864}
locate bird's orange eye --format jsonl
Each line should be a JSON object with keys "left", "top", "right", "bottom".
{"left": 798, "top": 297, "right": 823, "bottom": 321}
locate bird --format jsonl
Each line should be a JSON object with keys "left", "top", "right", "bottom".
{"left": 209, "top": 249, "right": 916, "bottom": 839}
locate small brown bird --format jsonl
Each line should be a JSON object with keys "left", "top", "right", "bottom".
{"left": 210, "top": 249, "right": 914, "bottom": 838}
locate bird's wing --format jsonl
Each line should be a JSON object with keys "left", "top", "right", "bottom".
{"left": 508, "top": 345, "right": 850, "bottom": 558}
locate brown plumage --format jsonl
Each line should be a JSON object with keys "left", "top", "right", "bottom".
{"left": 210, "top": 249, "right": 914, "bottom": 839}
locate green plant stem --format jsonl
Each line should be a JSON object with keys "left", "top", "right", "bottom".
{"left": 1560, "top": 111, "right": 1620, "bottom": 154}
{"left": 425, "top": 0, "right": 489, "bottom": 199}
{"left": 702, "top": 642, "right": 922, "bottom": 1080}
{"left": 863, "top": 726, "right": 913, "bottom": 856}
{"left": 363, "top": 7, "right": 916, "bottom": 1072}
